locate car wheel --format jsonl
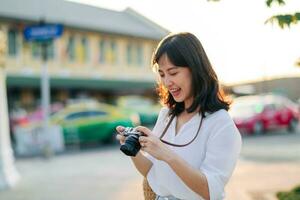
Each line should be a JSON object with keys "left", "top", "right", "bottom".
{"left": 287, "top": 118, "right": 298, "bottom": 133}
{"left": 253, "top": 121, "right": 264, "bottom": 136}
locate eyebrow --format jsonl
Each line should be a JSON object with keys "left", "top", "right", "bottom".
{"left": 158, "top": 66, "right": 178, "bottom": 73}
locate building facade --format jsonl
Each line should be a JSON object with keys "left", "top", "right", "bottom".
{"left": 227, "top": 77, "right": 300, "bottom": 102}
{"left": 0, "top": 0, "right": 169, "bottom": 111}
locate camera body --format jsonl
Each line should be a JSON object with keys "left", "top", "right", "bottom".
{"left": 120, "top": 127, "right": 143, "bottom": 156}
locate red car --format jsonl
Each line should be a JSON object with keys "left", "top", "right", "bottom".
{"left": 229, "top": 94, "right": 299, "bottom": 135}
{"left": 10, "top": 103, "right": 64, "bottom": 131}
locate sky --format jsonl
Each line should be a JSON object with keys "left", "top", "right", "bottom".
{"left": 68, "top": 0, "right": 300, "bottom": 85}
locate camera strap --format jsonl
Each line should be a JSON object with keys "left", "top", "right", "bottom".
{"left": 159, "top": 113, "right": 204, "bottom": 147}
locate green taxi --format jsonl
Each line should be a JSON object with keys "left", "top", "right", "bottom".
{"left": 116, "top": 96, "right": 160, "bottom": 126}
{"left": 50, "top": 101, "right": 140, "bottom": 145}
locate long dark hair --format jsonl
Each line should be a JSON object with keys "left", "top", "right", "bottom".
{"left": 152, "top": 32, "right": 230, "bottom": 117}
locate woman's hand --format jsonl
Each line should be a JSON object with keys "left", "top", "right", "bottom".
{"left": 115, "top": 126, "right": 153, "bottom": 177}
{"left": 137, "top": 126, "right": 174, "bottom": 162}
{"left": 115, "top": 126, "right": 126, "bottom": 145}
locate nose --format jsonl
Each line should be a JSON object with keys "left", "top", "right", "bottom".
{"left": 162, "top": 75, "right": 173, "bottom": 87}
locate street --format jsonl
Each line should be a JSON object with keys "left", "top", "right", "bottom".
{"left": 0, "top": 128, "right": 299, "bottom": 200}
{"left": 226, "top": 129, "right": 300, "bottom": 200}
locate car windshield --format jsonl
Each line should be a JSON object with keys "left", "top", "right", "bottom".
{"left": 230, "top": 101, "right": 264, "bottom": 117}
{"left": 65, "top": 111, "right": 107, "bottom": 120}
{"left": 123, "top": 99, "right": 152, "bottom": 107}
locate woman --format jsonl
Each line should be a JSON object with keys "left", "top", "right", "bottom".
{"left": 116, "top": 32, "right": 242, "bottom": 200}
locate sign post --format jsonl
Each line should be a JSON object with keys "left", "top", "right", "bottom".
{"left": 24, "top": 23, "right": 63, "bottom": 157}
{"left": 23, "top": 24, "right": 63, "bottom": 41}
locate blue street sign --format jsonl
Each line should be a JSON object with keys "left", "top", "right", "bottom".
{"left": 24, "top": 24, "right": 63, "bottom": 41}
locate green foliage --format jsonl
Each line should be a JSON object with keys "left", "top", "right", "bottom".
{"left": 207, "top": 0, "right": 287, "bottom": 6}
{"left": 265, "top": 13, "right": 300, "bottom": 28}
{"left": 206, "top": 0, "right": 299, "bottom": 29}
{"left": 206, "top": 0, "right": 299, "bottom": 69}
{"left": 264, "top": 0, "right": 299, "bottom": 29}
{"left": 265, "top": 0, "right": 299, "bottom": 29}
{"left": 266, "top": 0, "right": 286, "bottom": 7}
{"left": 276, "top": 185, "right": 300, "bottom": 200}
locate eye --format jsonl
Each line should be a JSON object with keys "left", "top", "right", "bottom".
{"left": 169, "top": 72, "right": 178, "bottom": 76}
{"left": 159, "top": 73, "right": 165, "bottom": 78}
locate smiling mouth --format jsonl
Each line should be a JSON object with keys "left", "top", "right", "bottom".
{"left": 169, "top": 88, "right": 181, "bottom": 96}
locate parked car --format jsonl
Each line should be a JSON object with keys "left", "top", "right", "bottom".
{"left": 10, "top": 103, "right": 64, "bottom": 133}
{"left": 50, "top": 101, "right": 139, "bottom": 144}
{"left": 229, "top": 94, "right": 299, "bottom": 135}
{"left": 116, "top": 95, "right": 160, "bottom": 125}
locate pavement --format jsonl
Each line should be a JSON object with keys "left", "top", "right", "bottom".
{"left": 0, "top": 129, "right": 300, "bottom": 200}
{"left": 115, "top": 160, "right": 300, "bottom": 200}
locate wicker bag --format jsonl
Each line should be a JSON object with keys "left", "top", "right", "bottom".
{"left": 143, "top": 178, "right": 156, "bottom": 200}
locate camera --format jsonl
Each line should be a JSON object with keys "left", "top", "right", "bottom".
{"left": 120, "top": 127, "right": 143, "bottom": 157}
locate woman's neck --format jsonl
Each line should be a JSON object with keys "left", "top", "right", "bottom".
{"left": 181, "top": 106, "right": 200, "bottom": 117}
{"left": 184, "top": 99, "right": 193, "bottom": 109}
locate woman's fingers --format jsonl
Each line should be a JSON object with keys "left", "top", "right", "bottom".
{"left": 136, "top": 126, "right": 151, "bottom": 136}
{"left": 115, "top": 125, "right": 153, "bottom": 147}
{"left": 139, "top": 135, "right": 156, "bottom": 149}
{"left": 116, "top": 133, "right": 125, "bottom": 145}
{"left": 115, "top": 126, "right": 126, "bottom": 144}
{"left": 116, "top": 126, "right": 125, "bottom": 134}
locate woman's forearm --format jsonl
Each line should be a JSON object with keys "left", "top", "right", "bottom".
{"left": 131, "top": 152, "right": 153, "bottom": 177}
{"left": 166, "top": 154, "right": 210, "bottom": 200}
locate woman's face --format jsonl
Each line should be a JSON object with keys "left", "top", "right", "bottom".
{"left": 157, "top": 54, "right": 193, "bottom": 108}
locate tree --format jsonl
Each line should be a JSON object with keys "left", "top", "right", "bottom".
{"left": 264, "top": 0, "right": 300, "bottom": 29}
{"left": 208, "top": 0, "right": 300, "bottom": 29}
{"left": 265, "top": 0, "right": 300, "bottom": 67}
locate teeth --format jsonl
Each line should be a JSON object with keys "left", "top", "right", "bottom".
{"left": 170, "top": 88, "right": 180, "bottom": 92}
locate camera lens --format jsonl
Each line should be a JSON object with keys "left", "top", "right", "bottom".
{"left": 120, "top": 134, "right": 141, "bottom": 156}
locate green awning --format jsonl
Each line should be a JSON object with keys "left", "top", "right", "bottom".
{"left": 6, "top": 76, "right": 156, "bottom": 91}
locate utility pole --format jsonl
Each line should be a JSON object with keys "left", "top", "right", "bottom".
{"left": 40, "top": 39, "right": 51, "bottom": 157}
{"left": 24, "top": 22, "right": 63, "bottom": 157}
{"left": 0, "top": 27, "right": 20, "bottom": 190}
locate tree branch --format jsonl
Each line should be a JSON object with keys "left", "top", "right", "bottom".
{"left": 266, "top": 0, "right": 286, "bottom": 7}
{"left": 265, "top": 13, "right": 300, "bottom": 29}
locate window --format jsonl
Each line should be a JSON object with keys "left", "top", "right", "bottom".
{"left": 31, "top": 40, "right": 54, "bottom": 60}
{"left": 126, "top": 44, "right": 132, "bottom": 65}
{"left": 65, "top": 111, "right": 107, "bottom": 120}
{"left": 47, "top": 40, "right": 55, "bottom": 59}
{"left": 81, "top": 37, "right": 89, "bottom": 62}
{"left": 76, "top": 37, "right": 89, "bottom": 63}
{"left": 126, "top": 42, "right": 144, "bottom": 66}
{"left": 264, "top": 104, "right": 276, "bottom": 111}
{"left": 99, "top": 39, "right": 118, "bottom": 65}
{"left": 88, "top": 111, "right": 107, "bottom": 117}
{"left": 67, "top": 36, "right": 75, "bottom": 61}
{"left": 110, "top": 41, "right": 118, "bottom": 64}
{"left": 136, "top": 44, "right": 143, "bottom": 65}
{"left": 99, "top": 40, "right": 105, "bottom": 63}
{"left": 31, "top": 42, "right": 41, "bottom": 59}
{"left": 8, "top": 29, "right": 18, "bottom": 56}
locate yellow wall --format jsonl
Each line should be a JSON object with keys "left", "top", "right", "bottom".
{"left": 3, "top": 22, "right": 159, "bottom": 81}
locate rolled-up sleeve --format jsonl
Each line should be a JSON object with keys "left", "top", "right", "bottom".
{"left": 200, "top": 123, "right": 242, "bottom": 200}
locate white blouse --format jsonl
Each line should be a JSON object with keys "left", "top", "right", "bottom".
{"left": 145, "top": 107, "right": 242, "bottom": 200}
